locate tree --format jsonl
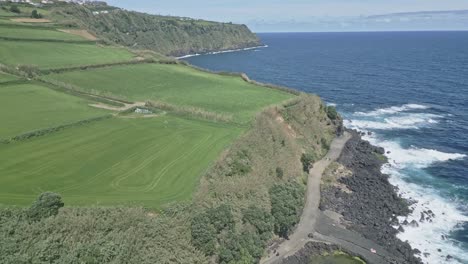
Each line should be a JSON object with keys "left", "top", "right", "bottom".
{"left": 31, "top": 10, "right": 43, "bottom": 19}
{"left": 27, "top": 192, "right": 64, "bottom": 221}
{"left": 326, "top": 106, "right": 339, "bottom": 120}
{"left": 9, "top": 5, "right": 21, "bottom": 14}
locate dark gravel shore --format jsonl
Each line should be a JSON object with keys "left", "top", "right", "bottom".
{"left": 319, "top": 130, "right": 422, "bottom": 264}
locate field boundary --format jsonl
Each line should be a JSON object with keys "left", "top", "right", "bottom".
{"left": 1, "top": 115, "right": 113, "bottom": 144}
{"left": 38, "top": 78, "right": 133, "bottom": 105}
{"left": 146, "top": 100, "right": 235, "bottom": 124}
{"left": 40, "top": 59, "right": 157, "bottom": 75}
{"left": 0, "top": 36, "right": 98, "bottom": 44}
{"left": 180, "top": 61, "right": 302, "bottom": 96}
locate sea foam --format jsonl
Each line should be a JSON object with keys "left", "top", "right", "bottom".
{"left": 346, "top": 104, "right": 468, "bottom": 264}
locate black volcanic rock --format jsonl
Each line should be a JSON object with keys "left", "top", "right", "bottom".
{"left": 320, "top": 130, "right": 422, "bottom": 264}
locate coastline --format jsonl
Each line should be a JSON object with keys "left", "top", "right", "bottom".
{"left": 176, "top": 45, "right": 269, "bottom": 59}
{"left": 281, "top": 129, "right": 424, "bottom": 264}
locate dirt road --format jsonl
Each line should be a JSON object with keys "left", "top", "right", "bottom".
{"left": 262, "top": 132, "right": 352, "bottom": 264}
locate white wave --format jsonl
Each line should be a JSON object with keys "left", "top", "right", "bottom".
{"left": 372, "top": 139, "right": 466, "bottom": 169}
{"left": 176, "top": 45, "right": 268, "bottom": 59}
{"left": 357, "top": 133, "right": 468, "bottom": 264}
{"left": 327, "top": 102, "right": 337, "bottom": 107}
{"left": 344, "top": 113, "right": 442, "bottom": 130}
{"left": 388, "top": 169, "right": 468, "bottom": 264}
{"left": 355, "top": 103, "right": 430, "bottom": 117}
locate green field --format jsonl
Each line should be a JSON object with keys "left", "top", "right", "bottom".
{"left": 46, "top": 63, "right": 294, "bottom": 123}
{"left": 0, "top": 117, "right": 242, "bottom": 208}
{"left": 0, "top": 71, "right": 19, "bottom": 83}
{"left": 0, "top": 40, "right": 135, "bottom": 69}
{"left": 0, "top": 83, "right": 109, "bottom": 139}
{"left": 0, "top": 5, "right": 51, "bottom": 17}
{"left": 0, "top": 25, "right": 86, "bottom": 41}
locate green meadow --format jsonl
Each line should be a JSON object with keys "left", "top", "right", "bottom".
{"left": 0, "top": 25, "right": 86, "bottom": 41}
{"left": 0, "top": 40, "right": 135, "bottom": 69}
{"left": 0, "top": 83, "right": 109, "bottom": 139}
{"left": 46, "top": 63, "right": 294, "bottom": 123}
{"left": 0, "top": 71, "right": 19, "bottom": 83}
{"left": 0, "top": 117, "right": 242, "bottom": 208}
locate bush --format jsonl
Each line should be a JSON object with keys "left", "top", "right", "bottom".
{"left": 269, "top": 182, "right": 305, "bottom": 238}
{"left": 191, "top": 204, "right": 235, "bottom": 256}
{"left": 27, "top": 192, "right": 64, "bottom": 221}
{"left": 31, "top": 10, "right": 43, "bottom": 19}
{"left": 326, "top": 106, "right": 339, "bottom": 120}
{"left": 301, "top": 153, "right": 316, "bottom": 172}
{"left": 275, "top": 167, "right": 284, "bottom": 179}
{"left": 9, "top": 5, "right": 21, "bottom": 14}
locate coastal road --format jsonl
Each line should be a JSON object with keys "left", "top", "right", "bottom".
{"left": 261, "top": 132, "right": 352, "bottom": 264}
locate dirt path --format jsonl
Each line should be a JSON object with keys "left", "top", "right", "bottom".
{"left": 262, "top": 132, "right": 352, "bottom": 264}
{"left": 89, "top": 102, "right": 146, "bottom": 112}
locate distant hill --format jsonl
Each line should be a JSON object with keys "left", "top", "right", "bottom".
{"left": 55, "top": 4, "right": 261, "bottom": 56}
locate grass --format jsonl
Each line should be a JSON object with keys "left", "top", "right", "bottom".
{"left": 0, "top": 117, "right": 243, "bottom": 208}
{"left": 0, "top": 40, "right": 135, "bottom": 69}
{"left": 0, "top": 5, "right": 51, "bottom": 17}
{"left": 0, "top": 71, "right": 19, "bottom": 83}
{"left": 45, "top": 63, "right": 294, "bottom": 123}
{"left": 0, "top": 25, "right": 86, "bottom": 41}
{"left": 0, "top": 83, "right": 109, "bottom": 139}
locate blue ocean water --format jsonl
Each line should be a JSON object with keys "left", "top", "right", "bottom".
{"left": 184, "top": 32, "right": 468, "bottom": 264}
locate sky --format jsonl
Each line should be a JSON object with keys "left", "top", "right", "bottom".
{"left": 106, "top": 0, "right": 468, "bottom": 32}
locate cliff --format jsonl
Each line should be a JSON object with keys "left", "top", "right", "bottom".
{"left": 55, "top": 5, "right": 261, "bottom": 56}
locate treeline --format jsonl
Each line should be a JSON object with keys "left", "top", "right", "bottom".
{"left": 56, "top": 5, "right": 261, "bottom": 56}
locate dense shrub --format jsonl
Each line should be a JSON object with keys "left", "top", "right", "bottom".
{"left": 27, "top": 192, "right": 64, "bottom": 221}
{"left": 9, "top": 5, "right": 20, "bottom": 13}
{"left": 191, "top": 204, "right": 235, "bottom": 256}
{"left": 326, "top": 106, "right": 339, "bottom": 120}
{"left": 301, "top": 153, "right": 316, "bottom": 172}
{"left": 31, "top": 10, "right": 43, "bottom": 19}
{"left": 269, "top": 182, "right": 305, "bottom": 238}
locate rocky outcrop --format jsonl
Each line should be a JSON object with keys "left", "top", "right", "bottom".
{"left": 320, "top": 130, "right": 422, "bottom": 264}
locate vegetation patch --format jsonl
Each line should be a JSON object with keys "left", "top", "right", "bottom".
{"left": 0, "top": 40, "right": 134, "bottom": 69}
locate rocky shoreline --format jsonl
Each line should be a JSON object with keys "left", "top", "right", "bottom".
{"left": 319, "top": 130, "right": 422, "bottom": 263}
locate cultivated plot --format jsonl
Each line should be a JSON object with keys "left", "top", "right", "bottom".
{"left": 0, "top": 25, "right": 87, "bottom": 41}
{"left": 46, "top": 63, "right": 294, "bottom": 123}
{"left": 0, "top": 117, "right": 243, "bottom": 208}
{"left": 0, "top": 83, "right": 109, "bottom": 139}
{"left": 0, "top": 40, "right": 135, "bottom": 69}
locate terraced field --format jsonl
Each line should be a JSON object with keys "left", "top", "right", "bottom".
{"left": 0, "top": 82, "right": 109, "bottom": 139}
{"left": 0, "top": 40, "right": 135, "bottom": 69}
{"left": 0, "top": 25, "right": 87, "bottom": 41}
{"left": 0, "top": 117, "right": 242, "bottom": 208}
{"left": 45, "top": 63, "right": 294, "bottom": 123}
{"left": 0, "top": 18, "right": 295, "bottom": 209}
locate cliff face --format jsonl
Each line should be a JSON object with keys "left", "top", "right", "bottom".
{"left": 59, "top": 6, "right": 261, "bottom": 56}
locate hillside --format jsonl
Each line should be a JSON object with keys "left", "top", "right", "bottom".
{"left": 0, "top": 2, "right": 344, "bottom": 264}
{"left": 53, "top": 4, "right": 261, "bottom": 56}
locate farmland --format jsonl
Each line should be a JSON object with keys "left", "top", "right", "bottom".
{"left": 0, "top": 13, "right": 294, "bottom": 208}
{"left": 0, "top": 117, "right": 242, "bottom": 208}
{"left": 0, "top": 82, "right": 109, "bottom": 139}
{"left": 0, "top": 40, "right": 135, "bottom": 69}
{"left": 0, "top": 25, "right": 87, "bottom": 41}
{"left": 45, "top": 63, "right": 294, "bottom": 123}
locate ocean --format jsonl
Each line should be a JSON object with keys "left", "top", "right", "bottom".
{"left": 183, "top": 32, "right": 468, "bottom": 264}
